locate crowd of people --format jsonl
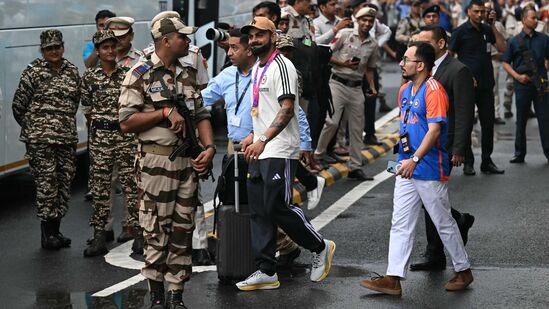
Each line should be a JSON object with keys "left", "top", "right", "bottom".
{"left": 10, "top": 0, "right": 548, "bottom": 307}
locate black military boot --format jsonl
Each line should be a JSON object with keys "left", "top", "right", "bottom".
{"left": 166, "top": 290, "right": 187, "bottom": 309}
{"left": 148, "top": 279, "right": 164, "bottom": 309}
{"left": 117, "top": 224, "right": 136, "bottom": 243}
{"left": 83, "top": 229, "right": 109, "bottom": 257}
{"left": 53, "top": 218, "right": 71, "bottom": 248}
{"left": 132, "top": 226, "right": 144, "bottom": 254}
{"left": 41, "top": 221, "right": 62, "bottom": 250}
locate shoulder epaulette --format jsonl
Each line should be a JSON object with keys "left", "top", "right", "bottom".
{"left": 132, "top": 61, "right": 152, "bottom": 78}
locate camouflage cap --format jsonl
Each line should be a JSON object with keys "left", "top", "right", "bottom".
{"left": 92, "top": 30, "right": 118, "bottom": 46}
{"left": 276, "top": 34, "right": 294, "bottom": 49}
{"left": 241, "top": 16, "right": 276, "bottom": 34}
{"left": 151, "top": 17, "right": 197, "bottom": 39}
{"left": 40, "top": 29, "right": 63, "bottom": 48}
{"left": 151, "top": 11, "right": 180, "bottom": 25}
{"left": 105, "top": 17, "right": 134, "bottom": 36}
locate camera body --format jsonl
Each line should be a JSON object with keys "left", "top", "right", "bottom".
{"left": 206, "top": 28, "right": 229, "bottom": 42}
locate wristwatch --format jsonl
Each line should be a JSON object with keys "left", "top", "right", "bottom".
{"left": 205, "top": 144, "right": 217, "bottom": 154}
{"left": 258, "top": 134, "right": 269, "bottom": 143}
{"left": 412, "top": 155, "right": 420, "bottom": 163}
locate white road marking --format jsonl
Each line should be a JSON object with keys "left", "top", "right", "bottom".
{"left": 97, "top": 112, "right": 399, "bottom": 297}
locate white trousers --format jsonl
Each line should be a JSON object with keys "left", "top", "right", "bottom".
{"left": 386, "top": 176, "right": 470, "bottom": 279}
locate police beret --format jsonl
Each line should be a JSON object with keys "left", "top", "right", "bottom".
{"left": 422, "top": 4, "right": 441, "bottom": 17}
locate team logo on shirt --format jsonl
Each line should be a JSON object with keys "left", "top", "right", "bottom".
{"left": 261, "top": 76, "right": 267, "bottom": 84}
{"left": 414, "top": 99, "right": 420, "bottom": 107}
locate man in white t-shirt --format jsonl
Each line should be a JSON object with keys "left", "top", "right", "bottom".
{"left": 236, "top": 16, "right": 336, "bottom": 291}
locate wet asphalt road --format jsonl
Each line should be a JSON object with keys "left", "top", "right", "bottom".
{"left": 1, "top": 63, "right": 549, "bottom": 308}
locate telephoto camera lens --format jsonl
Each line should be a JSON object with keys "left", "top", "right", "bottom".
{"left": 206, "top": 28, "right": 228, "bottom": 41}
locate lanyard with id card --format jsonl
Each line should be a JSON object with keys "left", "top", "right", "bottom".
{"left": 231, "top": 72, "right": 251, "bottom": 127}
{"left": 400, "top": 79, "right": 428, "bottom": 154}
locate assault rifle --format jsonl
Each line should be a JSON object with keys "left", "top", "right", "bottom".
{"left": 168, "top": 94, "right": 213, "bottom": 181}
{"left": 516, "top": 35, "right": 548, "bottom": 97}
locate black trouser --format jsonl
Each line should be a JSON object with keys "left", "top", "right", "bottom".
{"left": 296, "top": 163, "right": 318, "bottom": 191}
{"left": 465, "top": 88, "right": 495, "bottom": 164}
{"left": 423, "top": 156, "right": 464, "bottom": 259}
{"left": 247, "top": 158, "right": 324, "bottom": 275}
{"left": 363, "top": 69, "right": 380, "bottom": 136}
{"left": 514, "top": 89, "right": 549, "bottom": 159}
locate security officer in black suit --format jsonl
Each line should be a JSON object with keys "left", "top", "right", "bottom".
{"left": 448, "top": 0, "right": 507, "bottom": 175}
{"left": 410, "top": 26, "right": 476, "bottom": 270}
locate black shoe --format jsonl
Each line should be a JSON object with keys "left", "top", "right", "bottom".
{"left": 192, "top": 248, "right": 214, "bottom": 266}
{"left": 117, "top": 225, "right": 136, "bottom": 243}
{"left": 409, "top": 257, "right": 446, "bottom": 271}
{"left": 480, "top": 161, "right": 504, "bottom": 174}
{"left": 348, "top": 169, "right": 374, "bottom": 181}
{"left": 504, "top": 111, "right": 513, "bottom": 119}
{"left": 363, "top": 134, "right": 382, "bottom": 146}
{"left": 510, "top": 155, "right": 525, "bottom": 163}
{"left": 458, "top": 213, "right": 475, "bottom": 246}
{"left": 52, "top": 218, "right": 71, "bottom": 248}
{"left": 379, "top": 102, "right": 392, "bottom": 113}
{"left": 41, "top": 221, "right": 62, "bottom": 250}
{"left": 132, "top": 227, "right": 144, "bottom": 254}
{"left": 84, "top": 191, "right": 93, "bottom": 201}
{"left": 315, "top": 154, "right": 337, "bottom": 164}
{"left": 105, "top": 230, "right": 115, "bottom": 242}
{"left": 166, "top": 290, "right": 187, "bottom": 309}
{"left": 494, "top": 118, "right": 506, "bottom": 125}
{"left": 277, "top": 247, "right": 301, "bottom": 269}
{"left": 327, "top": 152, "right": 347, "bottom": 163}
{"left": 84, "top": 229, "right": 108, "bottom": 257}
{"left": 149, "top": 279, "right": 165, "bottom": 309}
{"left": 463, "top": 164, "right": 476, "bottom": 176}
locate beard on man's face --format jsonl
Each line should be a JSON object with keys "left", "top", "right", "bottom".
{"left": 251, "top": 39, "right": 272, "bottom": 56}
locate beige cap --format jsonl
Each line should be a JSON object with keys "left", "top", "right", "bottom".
{"left": 151, "top": 17, "right": 197, "bottom": 39}
{"left": 241, "top": 16, "right": 276, "bottom": 34}
{"left": 105, "top": 17, "right": 135, "bottom": 36}
{"left": 355, "top": 7, "right": 377, "bottom": 19}
{"left": 151, "top": 11, "right": 180, "bottom": 25}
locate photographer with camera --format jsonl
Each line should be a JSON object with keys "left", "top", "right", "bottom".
{"left": 314, "top": 0, "right": 353, "bottom": 44}
{"left": 502, "top": 6, "right": 549, "bottom": 164}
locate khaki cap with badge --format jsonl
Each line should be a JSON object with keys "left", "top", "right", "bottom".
{"left": 105, "top": 17, "right": 135, "bottom": 37}
{"left": 151, "top": 16, "right": 197, "bottom": 39}
{"left": 355, "top": 7, "right": 377, "bottom": 19}
{"left": 92, "top": 30, "right": 119, "bottom": 45}
{"left": 241, "top": 16, "right": 277, "bottom": 34}
{"left": 40, "top": 29, "right": 64, "bottom": 48}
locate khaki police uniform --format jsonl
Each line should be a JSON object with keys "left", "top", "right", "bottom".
{"left": 282, "top": 5, "right": 315, "bottom": 41}
{"left": 314, "top": 26, "right": 379, "bottom": 171}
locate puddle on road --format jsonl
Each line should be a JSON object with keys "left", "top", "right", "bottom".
{"left": 35, "top": 288, "right": 148, "bottom": 309}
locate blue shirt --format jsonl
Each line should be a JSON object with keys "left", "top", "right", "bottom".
{"left": 397, "top": 79, "right": 450, "bottom": 181}
{"left": 201, "top": 65, "right": 312, "bottom": 150}
{"left": 83, "top": 41, "right": 94, "bottom": 62}
{"left": 501, "top": 30, "right": 549, "bottom": 91}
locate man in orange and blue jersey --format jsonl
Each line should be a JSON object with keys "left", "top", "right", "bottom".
{"left": 360, "top": 42, "right": 473, "bottom": 296}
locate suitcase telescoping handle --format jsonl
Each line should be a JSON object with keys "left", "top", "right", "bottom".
{"left": 233, "top": 144, "right": 242, "bottom": 213}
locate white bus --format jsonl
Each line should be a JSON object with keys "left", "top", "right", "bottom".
{"left": 0, "top": 0, "right": 255, "bottom": 178}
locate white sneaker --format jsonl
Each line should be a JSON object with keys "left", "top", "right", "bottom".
{"left": 310, "top": 239, "right": 336, "bottom": 282}
{"left": 236, "top": 270, "right": 280, "bottom": 291}
{"left": 307, "top": 176, "right": 326, "bottom": 210}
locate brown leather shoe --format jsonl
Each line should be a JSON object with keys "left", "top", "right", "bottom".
{"left": 445, "top": 269, "right": 474, "bottom": 291}
{"left": 360, "top": 275, "right": 402, "bottom": 296}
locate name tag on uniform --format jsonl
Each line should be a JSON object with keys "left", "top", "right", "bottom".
{"left": 486, "top": 43, "right": 492, "bottom": 53}
{"left": 229, "top": 116, "right": 242, "bottom": 127}
{"left": 149, "top": 86, "right": 163, "bottom": 93}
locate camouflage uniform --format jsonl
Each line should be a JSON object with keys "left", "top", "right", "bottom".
{"left": 81, "top": 64, "right": 138, "bottom": 231}
{"left": 12, "top": 53, "right": 80, "bottom": 221}
{"left": 119, "top": 51, "right": 210, "bottom": 286}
